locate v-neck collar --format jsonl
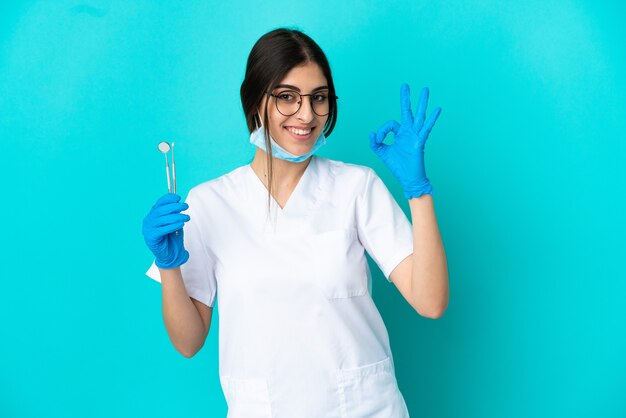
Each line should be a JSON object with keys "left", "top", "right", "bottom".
{"left": 247, "top": 156, "right": 318, "bottom": 215}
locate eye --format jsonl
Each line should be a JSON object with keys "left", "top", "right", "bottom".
{"left": 277, "top": 91, "right": 296, "bottom": 101}
{"left": 312, "top": 94, "right": 328, "bottom": 102}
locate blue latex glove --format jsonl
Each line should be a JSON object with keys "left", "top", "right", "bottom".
{"left": 142, "top": 193, "right": 191, "bottom": 269}
{"left": 369, "top": 84, "right": 441, "bottom": 199}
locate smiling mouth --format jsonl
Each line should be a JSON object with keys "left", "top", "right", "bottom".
{"left": 284, "top": 126, "right": 314, "bottom": 140}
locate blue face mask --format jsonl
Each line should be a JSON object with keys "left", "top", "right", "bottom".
{"left": 249, "top": 124, "right": 326, "bottom": 163}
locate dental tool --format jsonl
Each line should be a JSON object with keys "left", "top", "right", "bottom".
{"left": 172, "top": 142, "right": 176, "bottom": 194}
{"left": 158, "top": 141, "right": 172, "bottom": 192}
{"left": 157, "top": 140, "right": 180, "bottom": 236}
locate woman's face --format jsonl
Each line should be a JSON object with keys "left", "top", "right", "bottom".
{"left": 258, "top": 62, "right": 330, "bottom": 157}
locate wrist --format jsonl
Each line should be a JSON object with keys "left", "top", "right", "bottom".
{"left": 402, "top": 180, "right": 434, "bottom": 200}
{"left": 155, "top": 250, "right": 189, "bottom": 269}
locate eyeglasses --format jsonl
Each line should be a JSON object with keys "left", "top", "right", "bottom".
{"left": 265, "top": 89, "right": 338, "bottom": 117}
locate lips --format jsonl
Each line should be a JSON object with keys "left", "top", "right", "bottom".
{"left": 284, "top": 126, "right": 314, "bottom": 140}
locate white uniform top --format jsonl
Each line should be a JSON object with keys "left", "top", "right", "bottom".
{"left": 146, "top": 155, "right": 414, "bottom": 418}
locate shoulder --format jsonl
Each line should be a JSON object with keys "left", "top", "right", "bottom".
{"left": 314, "top": 157, "right": 378, "bottom": 196}
{"left": 310, "top": 157, "right": 381, "bottom": 204}
{"left": 315, "top": 156, "right": 374, "bottom": 181}
{"left": 187, "top": 163, "right": 250, "bottom": 201}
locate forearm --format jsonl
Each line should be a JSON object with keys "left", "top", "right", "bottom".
{"left": 159, "top": 266, "right": 207, "bottom": 357}
{"left": 408, "top": 194, "right": 449, "bottom": 318}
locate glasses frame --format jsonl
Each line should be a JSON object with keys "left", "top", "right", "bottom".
{"left": 265, "top": 89, "right": 339, "bottom": 117}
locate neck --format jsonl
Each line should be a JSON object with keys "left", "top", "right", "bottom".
{"left": 250, "top": 148, "right": 312, "bottom": 187}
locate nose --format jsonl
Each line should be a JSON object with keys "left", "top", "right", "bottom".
{"left": 295, "top": 96, "right": 315, "bottom": 123}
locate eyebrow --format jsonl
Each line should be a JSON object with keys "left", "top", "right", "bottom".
{"left": 274, "top": 84, "right": 329, "bottom": 92}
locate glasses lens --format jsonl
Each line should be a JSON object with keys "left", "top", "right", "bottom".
{"left": 312, "top": 92, "right": 330, "bottom": 116}
{"left": 275, "top": 91, "right": 300, "bottom": 116}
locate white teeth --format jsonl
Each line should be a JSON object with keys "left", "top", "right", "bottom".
{"left": 286, "top": 127, "right": 312, "bottom": 135}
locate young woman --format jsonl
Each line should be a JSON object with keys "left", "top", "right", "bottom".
{"left": 142, "top": 27, "right": 448, "bottom": 418}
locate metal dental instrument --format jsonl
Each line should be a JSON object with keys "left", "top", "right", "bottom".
{"left": 158, "top": 141, "right": 172, "bottom": 192}
{"left": 157, "top": 140, "right": 180, "bottom": 236}
{"left": 171, "top": 142, "right": 176, "bottom": 194}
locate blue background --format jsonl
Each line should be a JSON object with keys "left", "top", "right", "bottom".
{"left": 1, "top": 1, "right": 625, "bottom": 417}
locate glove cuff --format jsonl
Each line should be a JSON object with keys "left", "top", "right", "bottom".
{"left": 155, "top": 249, "right": 190, "bottom": 269}
{"left": 403, "top": 180, "right": 435, "bottom": 200}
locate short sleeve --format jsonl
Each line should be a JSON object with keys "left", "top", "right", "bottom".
{"left": 356, "top": 168, "right": 414, "bottom": 282}
{"left": 145, "top": 189, "right": 218, "bottom": 308}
